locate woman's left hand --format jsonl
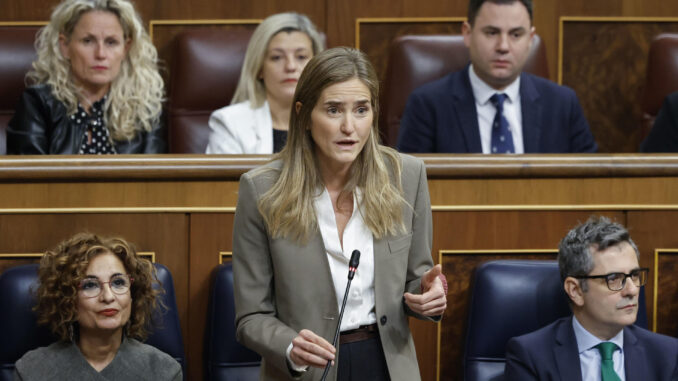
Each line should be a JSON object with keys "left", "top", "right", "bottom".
{"left": 403, "top": 264, "right": 448, "bottom": 316}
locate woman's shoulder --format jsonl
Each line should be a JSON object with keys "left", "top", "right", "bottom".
{"left": 242, "top": 159, "right": 283, "bottom": 186}
{"left": 122, "top": 338, "right": 182, "bottom": 375}
{"left": 15, "top": 341, "right": 76, "bottom": 377}
{"left": 18, "top": 84, "right": 66, "bottom": 112}
{"left": 380, "top": 148, "right": 424, "bottom": 176}
{"left": 211, "top": 100, "right": 264, "bottom": 121}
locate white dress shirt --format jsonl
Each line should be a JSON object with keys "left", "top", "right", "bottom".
{"left": 286, "top": 187, "right": 377, "bottom": 372}
{"left": 468, "top": 64, "right": 524, "bottom": 154}
{"left": 314, "top": 187, "right": 377, "bottom": 331}
{"left": 573, "top": 316, "right": 626, "bottom": 381}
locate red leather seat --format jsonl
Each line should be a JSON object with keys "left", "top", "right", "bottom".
{"left": 167, "top": 28, "right": 254, "bottom": 153}
{"left": 640, "top": 33, "right": 678, "bottom": 141}
{"left": 380, "top": 34, "right": 548, "bottom": 147}
{"left": 0, "top": 26, "right": 40, "bottom": 155}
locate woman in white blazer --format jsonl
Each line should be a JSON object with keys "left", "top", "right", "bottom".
{"left": 206, "top": 13, "right": 325, "bottom": 154}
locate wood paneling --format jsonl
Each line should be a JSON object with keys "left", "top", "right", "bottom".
{"left": 188, "top": 213, "right": 234, "bottom": 381}
{"left": 561, "top": 19, "right": 678, "bottom": 152}
{"left": 626, "top": 211, "right": 678, "bottom": 336}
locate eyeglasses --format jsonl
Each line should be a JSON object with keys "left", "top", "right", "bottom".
{"left": 79, "top": 274, "right": 134, "bottom": 298}
{"left": 574, "top": 268, "right": 649, "bottom": 291}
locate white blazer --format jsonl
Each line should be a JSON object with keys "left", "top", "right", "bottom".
{"left": 205, "top": 100, "right": 273, "bottom": 154}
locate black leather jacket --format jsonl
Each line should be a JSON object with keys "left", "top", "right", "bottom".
{"left": 7, "top": 85, "right": 166, "bottom": 154}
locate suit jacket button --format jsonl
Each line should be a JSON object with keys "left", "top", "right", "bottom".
{"left": 380, "top": 315, "right": 387, "bottom": 325}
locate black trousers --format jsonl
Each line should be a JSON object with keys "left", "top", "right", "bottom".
{"left": 337, "top": 337, "right": 391, "bottom": 381}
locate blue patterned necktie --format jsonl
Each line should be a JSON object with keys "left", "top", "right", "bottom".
{"left": 596, "top": 342, "right": 621, "bottom": 381}
{"left": 489, "top": 93, "right": 514, "bottom": 154}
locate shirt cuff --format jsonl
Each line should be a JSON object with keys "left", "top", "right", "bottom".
{"left": 286, "top": 342, "right": 309, "bottom": 373}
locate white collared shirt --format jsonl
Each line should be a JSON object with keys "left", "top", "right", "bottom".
{"left": 314, "top": 187, "right": 376, "bottom": 331}
{"left": 572, "top": 316, "right": 626, "bottom": 381}
{"left": 468, "top": 64, "right": 524, "bottom": 154}
{"left": 285, "top": 188, "right": 377, "bottom": 372}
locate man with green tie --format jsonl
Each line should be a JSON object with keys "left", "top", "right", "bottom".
{"left": 504, "top": 216, "right": 678, "bottom": 380}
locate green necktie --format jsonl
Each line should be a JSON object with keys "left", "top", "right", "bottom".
{"left": 596, "top": 342, "right": 621, "bottom": 381}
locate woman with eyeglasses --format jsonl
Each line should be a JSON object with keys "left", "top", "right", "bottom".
{"left": 13, "top": 233, "right": 181, "bottom": 380}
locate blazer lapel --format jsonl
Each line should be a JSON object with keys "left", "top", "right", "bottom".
{"left": 554, "top": 317, "right": 584, "bottom": 381}
{"left": 519, "top": 73, "right": 542, "bottom": 153}
{"left": 451, "top": 66, "right": 482, "bottom": 153}
{"left": 623, "top": 326, "right": 646, "bottom": 379}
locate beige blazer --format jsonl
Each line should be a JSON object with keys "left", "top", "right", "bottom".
{"left": 232, "top": 153, "right": 434, "bottom": 381}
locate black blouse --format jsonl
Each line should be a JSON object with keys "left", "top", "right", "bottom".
{"left": 273, "top": 129, "right": 288, "bottom": 153}
{"left": 73, "top": 96, "right": 116, "bottom": 155}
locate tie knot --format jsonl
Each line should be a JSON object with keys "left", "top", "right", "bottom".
{"left": 490, "top": 93, "right": 508, "bottom": 109}
{"left": 596, "top": 342, "right": 618, "bottom": 360}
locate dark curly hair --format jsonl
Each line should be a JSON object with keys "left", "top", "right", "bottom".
{"left": 34, "top": 232, "right": 164, "bottom": 341}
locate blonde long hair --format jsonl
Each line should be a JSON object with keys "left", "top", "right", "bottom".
{"left": 231, "top": 12, "right": 324, "bottom": 108}
{"left": 27, "top": 0, "right": 163, "bottom": 141}
{"left": 256, "top": 47, "right": 407, "bottom": 243}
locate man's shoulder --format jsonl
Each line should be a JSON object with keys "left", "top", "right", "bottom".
{"left": 521, "top": 72, "right": 577, "bottom": 99}
{"left": 508, "top": 316, "right": 570, "bottom": 348}
{"left": 410, "top": 69, "right": 468, "bottom": 99}
{"left": 625, "top": 324, "right": 678, "bottom": 350}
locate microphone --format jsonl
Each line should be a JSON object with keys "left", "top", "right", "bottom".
{"left": 320, "top": 250, "right": 360, "bottom": 381}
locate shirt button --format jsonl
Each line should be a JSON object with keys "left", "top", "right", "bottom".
{"left": 380, "top": 315, "right": 387, "bottom": 326}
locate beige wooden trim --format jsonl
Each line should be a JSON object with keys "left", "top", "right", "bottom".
{"left": 0, "top": 251, "right": 154, "bottom": 262}
{"left": 441, "top": 248, "right": 558, "bottom": 255}
{"left": 2, "top": 204, "right": 678, "bottom": 214}
{"left": 0, "top": 253, "right": 42, "bottom": 259}
{"left": 148, "top": 19, "right": 261, "bottom": 42}
{"left": 355, "top": 17, "right": 466, "bottom": 49}
{"left": 558, "top": 16, "right": 678, "bottom": 85}
{"left": 0, "top": 207, "right": 236, "bottom": 214}
{"left": 436, "top": 250, "right": 443, "bottom": 381}
{"left": 431, "top": 204, "right": 678, "bottom": 212}
{"left": 0, "top": 21, "right": 48, "bottom": 26}
{"left": 652, "top": 248, "right": 678, "bottom": 332}
{"left": 219, "top": 251, "right": 233, "bottom": 265}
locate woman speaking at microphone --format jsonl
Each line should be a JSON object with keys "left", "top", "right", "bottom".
{"left": 232, "top": 47, "right": 447, "bottom": 381}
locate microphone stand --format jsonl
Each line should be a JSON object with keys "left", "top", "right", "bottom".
{"left": 320, "top": 250, "right": 360, "bottom": 381}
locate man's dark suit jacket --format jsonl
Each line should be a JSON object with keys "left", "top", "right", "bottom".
{"left": 641, "top": 91, "right": 678, "bottom": 152}
{"left": 504, "top": 316, "right": 678, "bottom": 381}
{"left": 397, "top": 66, "right": 598, "bottom": 153}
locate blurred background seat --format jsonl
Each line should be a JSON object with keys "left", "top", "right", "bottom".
{"left": 0, "top": 26, "right": 40, "bottom": 155}
{"left": 167, "top": 28, "right": 254, "bottom": 153}
{"left": 204, "top": 263, "right": 260, "bottom": 381}
{"left": 640, "top": 33, "right": 678, "bottom": 142}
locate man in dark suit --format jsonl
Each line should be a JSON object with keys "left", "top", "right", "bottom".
{"left": 505, "top": 217, "right": 678, "bottom": 380}
{"left": 397, "top": 0, "right": 597, "bottom": 153}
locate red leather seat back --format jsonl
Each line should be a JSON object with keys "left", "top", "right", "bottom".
{"left": 0, "top": 26, "right": 40, "bottom": 155}
{"left": 640, "top": 33, "right": 678, "bottom": 139}
{"left": 167, "top": 28, "right": 254, "bottom": 153}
